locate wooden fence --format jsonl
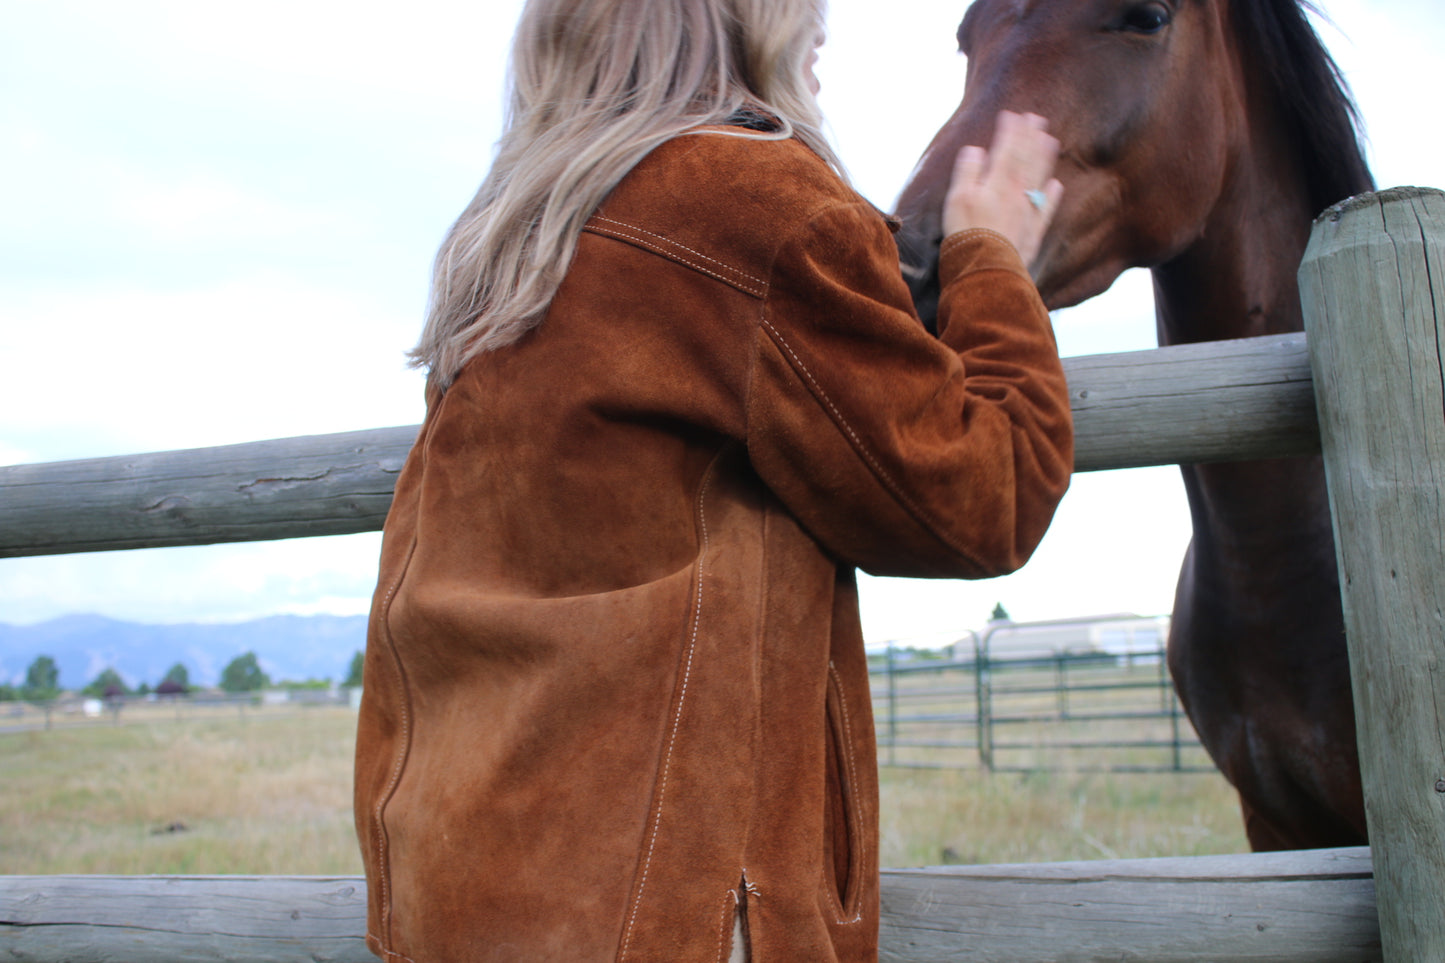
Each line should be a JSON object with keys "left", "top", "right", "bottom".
{"left": 0, "top": 848, "right": 1379, "bottom": 962}
{"left": 0, "top": 335, "right": 1317, "bottom": 557}
{"left": 2, "top": 187, "right": 1442, "bottom": 960}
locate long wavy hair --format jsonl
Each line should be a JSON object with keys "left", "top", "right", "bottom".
{"left": 412, "top": 0, "right": 839, "bottom": 387}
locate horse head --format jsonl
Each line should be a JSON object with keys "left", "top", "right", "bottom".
{"left": 894, "top": 0, "right": 1378, "bottom": 852}
{"left": 895, "top": 0, "right": 1365, "bottom": 327}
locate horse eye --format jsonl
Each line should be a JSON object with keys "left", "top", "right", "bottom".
{"left": 1120, "top": 2, "right": 1171, "bottom": 34}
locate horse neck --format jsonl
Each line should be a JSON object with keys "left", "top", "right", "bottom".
{"left": 1150, "top": 125, "right": 1316, "bottom": 346}
{"left": 1149, "top": 114, "right": 1340, "bottom": 575}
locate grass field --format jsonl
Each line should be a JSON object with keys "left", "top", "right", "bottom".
{"left": 0, "top": 706, "right": 1248, "bottom": 875}
{"left": 1, "top": 708, "right": 362, "bottom": 875}
{"left": 879, "top": 766, "right": 1247, "bottom": 866}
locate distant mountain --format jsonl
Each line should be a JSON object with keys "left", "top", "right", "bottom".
{"left": 0, "top": 614, "right": 368, "bottom": 690}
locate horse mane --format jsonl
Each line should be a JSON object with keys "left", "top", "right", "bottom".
{"left": 1232, "top": 0, "right": 1375, "bottom": 213}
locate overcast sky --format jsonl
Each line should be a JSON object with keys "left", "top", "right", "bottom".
{"left": 2, "top": 0, "right": 1442, "bottom": 648}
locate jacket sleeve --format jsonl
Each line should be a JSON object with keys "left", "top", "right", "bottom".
{"left": 744, "top": 201, "right": 1073, "bottom": 579}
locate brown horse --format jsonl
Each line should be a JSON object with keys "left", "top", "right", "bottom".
{"left": 894, "top": 0, "right": 1374, "bottom": 850}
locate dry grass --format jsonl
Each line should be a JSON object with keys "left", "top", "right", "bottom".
{"left": 878, "top": 766, "right": 1247, "bottom": 868}
{"left": 1, "top": 708, "right": 362, "bottom": 875}
{"left": 872, "top": 655, "right": 1249, "bottom": 865}
{"left": 0, "top": 705, "right": 1248, "bottom": 876}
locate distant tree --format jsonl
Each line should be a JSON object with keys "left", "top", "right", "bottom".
{"left": 156, "top": 662, "right": 189, "bottom": 697}
{"left": 22, "top": 656, "right": 60, "bottom": 701}
{"left": 136, "top": 682, "right": 152, "bottom": 696}
{"left": 343, "top": 651, "right": 364, "bottom": 688}
{"left": 0, "top": 683, "right": 17, "bottom": 702}
{"left": 219, "top": 651, "right": 270, "bottom": 693}
{"left": 84, "top": 668, "right": 130, "bottom": 699}
{"left": 280, "top": 678, "right": 331, "bottom": 691}
{"left": 990, "top": 602, "right": 1012, "bottom": 623}
{"left": 162, "top": 663, "right": 191, "bottom": 691}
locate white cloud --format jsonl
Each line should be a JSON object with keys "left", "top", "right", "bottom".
{"left": 2, "top": 1, "right": 520, "bottom": 112}
{"left": 0, "top": 278, "right": 424, "bottom": 461}
{"left": 1322, "top": 0, "right": 1445, "bottom": 192}
{"left": 110, "top": 173, "right": 346, "bottom": 244}
{"left": 0, "top": 534, "right": 383, "bottom": 626}
{"left": 2, "top": 0, "right": 1441, "bottom": 639}
{"left": 860, "top": 467, "right": 1191, "bottom": 644}
{"left": 0, "top": 442, "right": 35, "bottom": 467}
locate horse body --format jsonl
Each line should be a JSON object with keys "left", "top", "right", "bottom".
{"left": 895, "top": 0, "right": 1372, "bottom": 849}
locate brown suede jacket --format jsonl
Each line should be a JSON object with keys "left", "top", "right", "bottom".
{"left": 355, "top": 130, "right": 1072, "bottom": 963}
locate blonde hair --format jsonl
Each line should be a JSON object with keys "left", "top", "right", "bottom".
{"left": 412, "top": 0, "right": 840, "bottom": 387}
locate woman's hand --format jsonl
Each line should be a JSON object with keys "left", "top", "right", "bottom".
{"left": 941, "top": 111, "right": 1063, "bottom": 266}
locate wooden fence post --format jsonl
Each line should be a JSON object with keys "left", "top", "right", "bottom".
{"left": 1298, "top": 186, "right": 1445, "bottom": 961}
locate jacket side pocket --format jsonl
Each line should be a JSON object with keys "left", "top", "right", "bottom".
{"left": 822, "top": 661, "right": 865, "bottom": 920}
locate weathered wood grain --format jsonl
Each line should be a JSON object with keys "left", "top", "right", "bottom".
{"left": 0, "top": 875, "right": 371, "bottom": 963}
{"left": 881, "top": 846, "right": 1379, "bottom": 962}
{"left": 0, "top": 426, "right": 418, "bottom": 558}
{"left": 0, "top": 848, "right": 1379, "bottom": 963}
{"left": 0, "top": 335, "right": 1316, "bottom": 557}
{"left": 1065, "top": 332, "right": 1318, "bottom": 471}
{"left": 1299, "top": 186, "right": 1445, "bottom": 962}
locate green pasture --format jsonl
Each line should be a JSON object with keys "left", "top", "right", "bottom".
{"left": 0, "top": 705, "right": 1247, "bottom": 875}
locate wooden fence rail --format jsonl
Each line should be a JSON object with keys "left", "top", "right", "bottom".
{"left": 0, "top": 848, "right": 1380, "bottom": 963}
{"left": 0, "top": 334, "right": 1316, "bottom": 558}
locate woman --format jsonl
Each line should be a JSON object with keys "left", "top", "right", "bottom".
{"left": 354, "top": 0, "right": 1070, "bottom": 960}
